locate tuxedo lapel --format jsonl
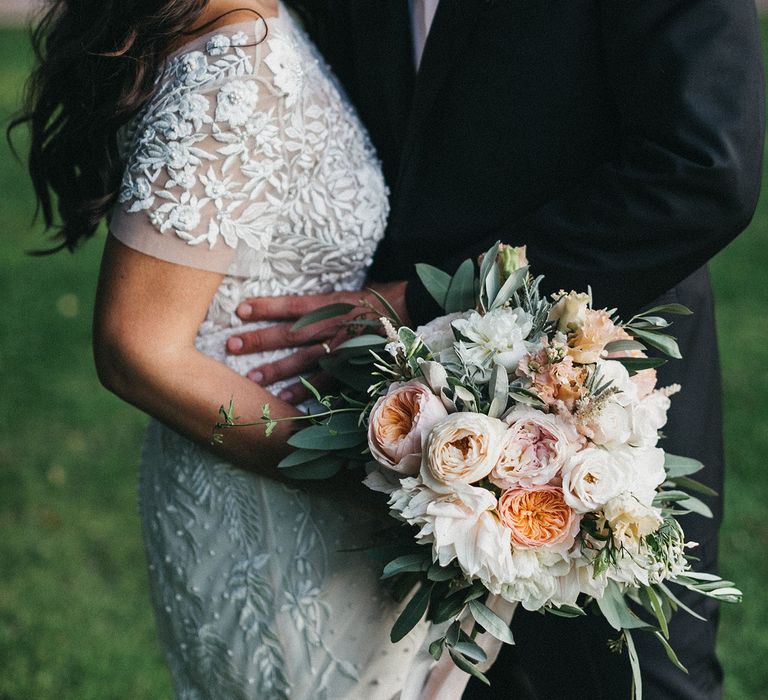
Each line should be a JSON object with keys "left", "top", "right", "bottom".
{"left": 396, "top": 0, "right": 483, "bottom": 184}
{"left": 347, "top": 1, "right": 415, "bottom": 157}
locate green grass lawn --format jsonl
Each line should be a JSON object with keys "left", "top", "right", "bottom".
{"left": 1, "top": 22, "right": 767, "bottom": 700}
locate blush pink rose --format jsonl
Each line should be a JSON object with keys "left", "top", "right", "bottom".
{"left": 368, "top": 381, "right": 448, "bottom": 475}
{"left": 498, "top": 486, "right": 580, "bottom": 551}
{"left": 490, "top": 406, "right": 581, "bottom": 489}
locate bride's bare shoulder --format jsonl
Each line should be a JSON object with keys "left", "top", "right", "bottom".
{"left": 188, "top": 1, "right": 279, "bottom": 37}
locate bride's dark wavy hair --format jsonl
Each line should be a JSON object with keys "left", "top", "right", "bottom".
{"left": 8, "top": 0, "right": 287, "bottom": 254}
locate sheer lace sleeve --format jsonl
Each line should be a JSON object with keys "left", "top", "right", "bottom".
{"left": 110, "top": 19, "right": 298, "bottom": 276}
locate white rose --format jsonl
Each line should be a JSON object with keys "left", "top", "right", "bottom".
{"left": 452, "top": 307, "right": 533, "bottom": 372}
{"left": 603, "top": 492, "right": 663, "bottom": 552}
{"left": 612, "top": 446, "right": 666, "bottom": 505}
{"left": 498, "top": 548, "right": 572, "bottom": 610}
{"left": 596, "top": 360, "right": 638, "bottom": 401}
{"left": 490, "top": 405, "right": 581, "bottom": 489}
{"left": 424, "top": 412, "right": 506, "bottom": 487}
{"left": 585, "top": 396, "right": 633, "bottom": 449}
{"left": 561, "top": 447, "right": 627, "bottom": 512}
{"left": 629, "top": 392, "right": 671, "bottom": 448}
{"left": 417, "top": 311, "right": 469, "bottom": 355}
{"left": 428, "top": 486, "right": 513, "bottom": 582}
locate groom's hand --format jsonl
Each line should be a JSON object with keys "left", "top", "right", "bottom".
{"left": 227, "top": 281, "right": 409, "bottom": 404}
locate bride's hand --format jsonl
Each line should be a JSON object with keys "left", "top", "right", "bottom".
{"left": 226, "top": 281, "right": 409, "bottom": 404}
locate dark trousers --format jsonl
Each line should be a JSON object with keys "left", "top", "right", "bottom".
{"left": 465, "top": 267, "right": 724, "bottom": 700}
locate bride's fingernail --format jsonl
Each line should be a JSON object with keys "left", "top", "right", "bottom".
{"left": 249, "top": 371, "right": 263, "bottom": 383}
{"left": 279, "top": 390, "right": 293, "bottom": 402}
{"left": 237, "top": 303, "right": 252, "bottom": 318}
{"left": 227, "top": 336, "right": 244, "bottom": 352}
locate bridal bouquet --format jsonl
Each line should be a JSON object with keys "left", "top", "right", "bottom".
{"left": 216, "top": 243, "right": 740, "bottom": 697}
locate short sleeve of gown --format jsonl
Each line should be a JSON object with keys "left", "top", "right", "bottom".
{"left": 110, "top": 26, "right": 291, "bottom": 276}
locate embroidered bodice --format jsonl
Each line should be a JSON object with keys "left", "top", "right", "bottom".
{"left": 111, "top": 7, "right": 388, "bottom": 340}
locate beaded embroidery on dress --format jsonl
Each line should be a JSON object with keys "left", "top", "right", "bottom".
{"left": 110, "top": 7, "right": 444, "bottom": 699}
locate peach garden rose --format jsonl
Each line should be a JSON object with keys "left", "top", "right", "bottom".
{"left": 490, "top": 405, "right": 582, "bottom": 489}
{"left": 568, "top": 308, "right": 632, "bottom": 364}
{"left": 497, "top": 486, "right": 580, "bottom": 551}
{"left": 425, "top": 412, "right": 506, "bottom": 486}
{"left": 368, "top": 381, "right": 448, "bottom": 475}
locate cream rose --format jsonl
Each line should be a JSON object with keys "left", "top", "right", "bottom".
{"left": 490, "top": 406, "right": 581, "bottom": 489}
{"left": 582, "top": 395, "right": 633, "bottom": 449}
{"left": 603, "top": 492, "right": 663, "bottom": 551}
{"left": 416, "top": 311, "right": 470, "bottom": 355}
{"left": 629, "top": 392, "right": 671, "bottom": 448}
{"left": 548, "top": 291, "right": 591, "bottom": 333}
{"left": 498, "top": 486, "right": 580, "bottom": 552}
{"left": 561, "top": 447, "right": 627, "bottom": 512}
{"left": 368, "top": 381, "right": 448, "bottom": 475}
{"left": 425, "top": 412, "right": 506, "bottom": 485}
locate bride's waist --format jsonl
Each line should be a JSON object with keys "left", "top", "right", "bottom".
{"left": 195, "top": 321, "right": 298, "bottom": 388}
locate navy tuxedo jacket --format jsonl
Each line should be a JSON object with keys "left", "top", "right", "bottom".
{"left": 297, "top": 2, "right": 764, "bottom": 697}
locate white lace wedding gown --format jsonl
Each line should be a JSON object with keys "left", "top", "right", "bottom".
{"left": 109, "top": 7, "right": 450, "bottom": 699}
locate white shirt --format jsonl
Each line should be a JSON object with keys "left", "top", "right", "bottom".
{"left": 410, "top": 0, "right": 441, "bottom": 68}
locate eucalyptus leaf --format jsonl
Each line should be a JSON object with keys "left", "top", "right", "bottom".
{"left": 279, "top": 456, "right": 344, "bottom": 480}
{"left": 676, "top": 572, "right": 723, "bottom": 582}
{"left": 645, "top": 585, "right": 670, "bottom": 639}
{"left": 467, "top": 600, "right": 515, "bottom": 644}
{"left": 432, "top": 592, "right": 468, "bottom": 623}
{"left": 319, "top": 357, "right": 375, "bottom": 392}
{"left": 452, "top": 640, "right": 488, "bottom": 663}
{"left": 664, "top": 454, "right": 705, "bottom": 478}
{"left": 444, "top": 258, "right": 477, "bottom": 313}
{"left": 509, "top": 388, "right": 546, "bottom": 409}
{"left": 603, "top": 339, "right": 647, "bottom": 354}
{"left": 291, "top": 303, "right": 356, "bottom": 331}
{"left": 657, "top": 582, "right": 707, "bottom": 621}
{"left": 614, "top": 356, "right": 667, "bottom": 374}
{"left": 628, "top": 327, "right": 682, "bottom": 359}
{"left": 653, "top": 631, "right": 688, "bottom": 673}
{"left": 278, "top": 448, "right": 330, "bottom": 469}
{"left": 641, "top": 303, "right": 693, "bottom": 316}
{"left": 448, "top": 650, "right": 490, "bottom": 686}
{"left": 335, "top": 334, "right": 387, "bottom": 350}
{"left": 545, "top": 604, "right": 586, "bottom": 619}
{"left": 287, "top": 412, "right": 365, "bottom": 450}
{"left": 488, "top": 363, "right": 509, "bottom": 418}
{"left": 381, "top": 553, "right": 431, "bottom": 579}
{"left": 391, "top": 584, "right": 432, "bottom": 643}
{"left": 669, "top": 476, "right": 718, "bottom": 497}
{"left": 479, "top": 241, "right": 501, "bottom": 287}
{"left": 625, "top": 631, "right": 643, "bottom": 700}
{"left": 427, "top": 563, "right": 457, "bottom": 582}
{"left": 597, "top": 582, "right": 651, "bottom": 631}
{"left": 445, "top": 620, "right": 462, "bottom": 647}
{"left": 428, "top": 638, "right": 445, "bottom": 661}
{"left": 491, "top": 266, "right": 528, "bottom": 310}
{"left": 636, "top": 315, "right": 671, "bottom": 328}
{"left": 678, "top": 495, "right": 714, "bottom": 518}
{"left": 416, "top": 263, "right": 452, "bottom": 311}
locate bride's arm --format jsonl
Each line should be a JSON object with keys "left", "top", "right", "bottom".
{"left": 93, "top": 236, "right": 300, "bottom": 474}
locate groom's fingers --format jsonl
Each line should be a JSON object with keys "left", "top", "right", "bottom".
{"left": 227, "top": 319, "right": 337, "bottom": 355}
{"left": 246, "top": 345, "right": 328, "bottom": 385}
{"left": 236, "top": 292, "right": 361, "bottom": 322}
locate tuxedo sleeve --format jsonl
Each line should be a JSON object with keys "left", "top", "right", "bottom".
{"left": 405, "top": 0, "right": 764, "bottom": 325}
